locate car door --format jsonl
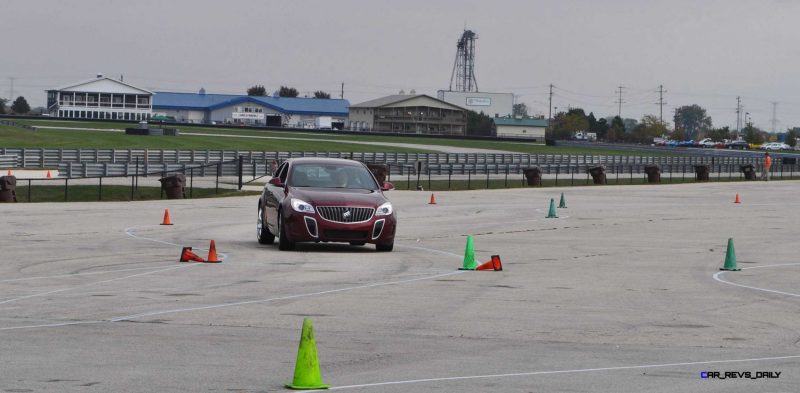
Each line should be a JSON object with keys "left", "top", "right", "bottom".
{"left": 264, "top": 162, "right": 289, "bottom": 230}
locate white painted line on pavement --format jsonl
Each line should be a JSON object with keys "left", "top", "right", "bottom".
{"left": 323, "top": 354, "right": 800, "bottom": 391}
{"left": 713, "top": 263, "right": 800, "bottom": 297}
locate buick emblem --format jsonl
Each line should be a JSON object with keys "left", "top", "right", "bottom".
{"left": 342, "top": 210, "right": 352, "bottom": 219}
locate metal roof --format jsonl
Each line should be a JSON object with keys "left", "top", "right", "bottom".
{"left": 492, "top": 117, "right": 549, "bottom": 127}
{"left": 350, "top": 94, "right": 463, "bottom": 111}
{"left": 152, "top": 92, "right": 350, "bottom": 116}
{"left": 49, "top": 77, "right": 153, "bottom": 94}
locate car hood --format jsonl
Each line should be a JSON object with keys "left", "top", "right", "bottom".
{"left": 290, "top": 187, "right": 387, "bottom": 207}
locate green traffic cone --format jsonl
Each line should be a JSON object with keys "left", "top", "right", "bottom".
{"left": 558, "top": 193, "right": 567, "bottom": 208}
{"left": 459, "top": 235, "right": 477, "bottom": 270}
{"left": 546, "top": 198, "right": 558, "bottom": 218}
{"left": 720, "top": 238, "right": 740, "bottom": 271}
{"left": 286, "top": 318, "right": 330, "bottom": 390}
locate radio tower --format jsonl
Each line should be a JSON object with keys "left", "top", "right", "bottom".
{"left": 449, "top": 30, "right": 479, "bottom": 92}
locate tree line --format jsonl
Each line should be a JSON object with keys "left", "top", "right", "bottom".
{"left": 0, "top": 96, "right": 31, "bottom": 114}
{"left": 246, "top": 85, "right": 331, "bottom": 99}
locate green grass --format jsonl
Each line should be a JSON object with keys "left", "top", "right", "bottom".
{"left": 9, "top": 184, "right": 259, "bottom": 202}
{"left": 4, "top": 118, "right": 681, "bottom": 156}
{"left": 0, "top": 125, "right": 431, "bottom": 152}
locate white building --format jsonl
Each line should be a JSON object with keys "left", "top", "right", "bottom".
{"left": 436, "top": 90, "right": 514, "bottom": 118}
{"left": 46, "top": 75, "right": 153, "bottom": 121}
{"left": 492, "top": 117, "right": 548, "bottom": 140}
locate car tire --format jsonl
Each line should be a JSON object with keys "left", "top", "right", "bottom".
{"left": 257, "top": 203, "right": 275, "bottom": 245}
{"left": 375, "top": 241, "right": 393, "bottom": 252}
{"left": 277, "top": 212, "right": 295, "bottom": 251}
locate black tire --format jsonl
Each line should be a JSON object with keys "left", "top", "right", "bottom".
{"left": 277, "top": 212, "right": 295, "bottom": 251}
{"left": 375, "top": 241, "right": 393, "bottom": 252}
{"left": 349, "top": 242, "right": 366, "bottom": 246}
{"left": 257, "top": 203, "right": 275, "bottom": 244}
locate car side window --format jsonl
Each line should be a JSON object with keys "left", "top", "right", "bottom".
{"left": 277, "top": 163, "right": 289, "bottom": 183}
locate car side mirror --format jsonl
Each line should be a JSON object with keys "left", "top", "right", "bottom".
{"left": 381, "top": 182, "right": 394, "bottom": 191}
{"left": 268, "top": 177, "right": 284, "bottom": 187}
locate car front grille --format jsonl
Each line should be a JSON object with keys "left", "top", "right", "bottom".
{"left": 323, "top": 230, "right": 369, "bottom": 240}
{"left": 317, "top": 206, "right": 374, "bottom": 223}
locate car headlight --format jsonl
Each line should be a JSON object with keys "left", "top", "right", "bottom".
{"left": 375, "top": 202, "right": 393, "bottom": 216}
{"left": 291, "top": 198, "right": 315, "bottom": 213}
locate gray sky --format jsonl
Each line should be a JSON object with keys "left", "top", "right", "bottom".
{"left": 3, "top": 0, "right": 799, "bottom": 131}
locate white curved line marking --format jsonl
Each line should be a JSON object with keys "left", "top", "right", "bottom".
{"left": 0, "top": 266, "right": 181, "bottom": 283}
{"left": 110, "top": 270, "right": 465, "bottom": 322}
{"left": 713, "top": 263, "right": 800, "bottom": 297}
{"left": 124, "top": 225, "right": 228, "bottom": 260}
{"left": 323, "top": 354, "right": 800, "bottom": 391}
{"left": 0, "top": 265, "right": 192, "bottom": 306}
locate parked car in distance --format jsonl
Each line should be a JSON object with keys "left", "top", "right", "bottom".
{"left": 257, "top": 157, "right": 397, "bottom": 252}
{"left": 727, "top": 140, "right": 749, "bottom": 150}
{"left": 761, "top": 142, "right": 791, "bottom": 151}
{"left": 697, "top": 138, "right": 717, "bottom": 148}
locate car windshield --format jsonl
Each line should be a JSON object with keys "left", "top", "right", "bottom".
{"left": 289, "top": 163, "right": 378, "bottom": 190}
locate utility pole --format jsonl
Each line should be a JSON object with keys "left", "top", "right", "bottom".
{"left": 735, "top": 96, "right": 741, "bottom": 136}
{"left": 8, "top": 77, "right": 15, "bottom": 101}
{"left": 548, "top": 84, "right": 553, "bottom": 120}
{"left": 657, "top": 85, "right": 666, "bottom": 123}
{"left": 771, "top": 102, "right": 778, "bottom": 133}
{"left": 340, "top": 82, "right": 344, "bottom": 99}
{"left": 615, "top": 86, "right": 624, "bottom": 118}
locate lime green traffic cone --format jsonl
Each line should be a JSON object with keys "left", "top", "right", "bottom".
{"left": 720, "top": 238, "right": 740, "bottom": 271}
{"left": 459, "top": 235, "right": 477, "bottom": 270}
{"left": 286, "top": 318, "right": 330, "bottom": 390}
{"left": 546, "top": 198, "right": 558, "bottom": 218}
{"left": 558, "top": 193, "right": 567, "bottom": 208}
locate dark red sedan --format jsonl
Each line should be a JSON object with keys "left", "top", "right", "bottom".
{"left": 257, "top": 158, "right": 396, "bottom": 251}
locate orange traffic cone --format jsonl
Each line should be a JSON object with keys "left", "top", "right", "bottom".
{"left": 179, "top": 247, "right": 205, "bottom": 262}
{"left": 734, "top": 194, "right": 741, "bottom": 204}
{"left": 429, "top": 193, "right": 437, "bottom": 205}
{"left": 205, "top": 240, "right": 221, "bottom": 263}
{"left": 46, "top": 170, "right": 52, "bottom": 178}
{"left": 160, "top": 208, "right": 173, "bottom": 225}
{"left": 476, "top": 255, "right": 503, "bottom": 271}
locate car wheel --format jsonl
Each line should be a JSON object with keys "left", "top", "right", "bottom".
{"left": 349, "top": 242, "right": 366, "bottom": 246}
{"left": 257, "top": 203, "right": 275, "bottom": 244}
{"left": 277, "top": 212, "right": 295, "bottom": 251}
{"left": 375, "top": 241, "right": 393, "bottom": 252}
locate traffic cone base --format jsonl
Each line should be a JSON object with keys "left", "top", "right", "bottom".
{"left": 558, "top": 193, "right": 567, "bottom": 208}
{"left": 286, "top": 318, "right": 330, "bottom": 390}
{"left": 160, "top": 208, "right": 173, "bottom": 225}
{"left": 476, "top": 255, "right": 503, "bottom": 271}
{"left": 179, "top": 247, "right": 205, "bottom": 263}
{"left": 720, "top": 238, "right": 740, "bottom": 271}
{"left": 429, "top": 193, "right": 437, "bottom": 204}
{"left": 205, "top": 240, "right": 222, "bottom": 263}
{"left": 459, "top": 235, "right": 477, "bottom": 270}
{"left": 734, "top": 194, "right": 741, "bottom": 204}
{"left": 546, "top": 198, "right": 558, "bottom": 218}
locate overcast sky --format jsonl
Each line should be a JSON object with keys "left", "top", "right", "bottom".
{"left": 3, "top": 0, "right": 799, "bottom": 131}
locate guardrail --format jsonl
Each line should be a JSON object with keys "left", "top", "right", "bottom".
{"left": 0, "top": 148, "right": 769, "bottom": 175}
{"left": 0, "top": 154, "right": 17, "bottom": 168}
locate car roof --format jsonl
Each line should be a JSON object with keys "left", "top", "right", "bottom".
{"left": 287, "top": 157, "right": 365, "bottom": 167}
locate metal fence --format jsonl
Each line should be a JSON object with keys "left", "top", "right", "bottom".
{"left": 0, "top": 148, "right": 777, "bottom": 177}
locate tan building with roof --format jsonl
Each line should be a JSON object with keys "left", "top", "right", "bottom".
{"left": 348, "top": 94, "right": 466, "bottom": 135}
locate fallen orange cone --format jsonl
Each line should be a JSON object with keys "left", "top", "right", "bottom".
{"left": 160, "top": 208, "right": 173, "bottom": 225}
{"left": 180, "top": 247, "right": 205, "bottom": 262}
{"left": 205, "top": 240, "right": 221, "bottom": 263}
{"left": 476, "top": 255, "right": 503, "bottom": 271}
{"left": 429, "top": 193, "right": 437, "bottom": 204}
